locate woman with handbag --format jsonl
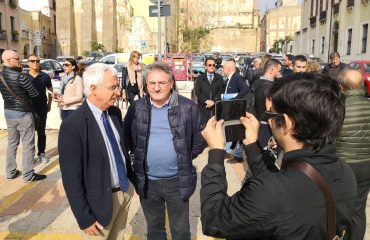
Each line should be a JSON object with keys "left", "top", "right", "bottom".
{"left": 54, "top": 58, "right": 83, "bottom": 120}
{"left": 124, "top": 51, "right": 144, "bottom": 105}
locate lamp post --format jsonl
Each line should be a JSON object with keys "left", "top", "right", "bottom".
{"left": 327, "top": 3, "right": 334, "bottom": 62}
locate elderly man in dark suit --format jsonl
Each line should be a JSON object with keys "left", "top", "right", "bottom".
{"left": 194, "top": 57, "right": 224, "bottom": 124}
{"left": 58, "top": 63, "right": 136, "bottom": 240}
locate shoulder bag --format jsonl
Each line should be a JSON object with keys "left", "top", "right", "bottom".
{"left": 284, "top": 159, "right": 346, "bottom": 240}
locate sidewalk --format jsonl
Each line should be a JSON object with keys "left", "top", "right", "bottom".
{"left": 0, "top": 130, "right": 369, "bottom": 239}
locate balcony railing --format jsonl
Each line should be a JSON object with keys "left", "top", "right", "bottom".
{"left": 0, "top": 31, "right": 6, "bottom": 40}
{"left": 319, "top": 11, "right": 327, "bottom": 21}
{"left": 310, "top": 16, "right": 316, "bottom": 26}
{"left": 11, "top": 33, "right": 18, "bottom": 42}
{"left": 333, "top": 3, "right": 340, "bottom": 14}
{"left": 347, "top": 0, "right": 354, "bottom": 7}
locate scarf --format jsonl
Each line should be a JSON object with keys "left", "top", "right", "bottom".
{"left": 127, "top": 63, "right": 143, "bottom": 91}
{"left": 60, "top": 72, "right": 75, "bottom": 95}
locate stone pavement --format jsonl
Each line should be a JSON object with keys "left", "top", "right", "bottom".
{"left": 0, "top": 130, "right": 369, "bottom": 240}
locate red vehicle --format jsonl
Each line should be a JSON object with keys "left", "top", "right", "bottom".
{"left": 349, "top": 60, "right": 370, "bottom": 96}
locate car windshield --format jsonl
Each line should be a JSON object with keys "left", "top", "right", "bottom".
{"left": 193, "top": 56, "right": 204, "bottom": 62}
{"left": 364, "top": 64, "right": 370, "bottom": 74}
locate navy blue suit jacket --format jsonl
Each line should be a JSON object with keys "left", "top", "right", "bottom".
{"left": 58, "top": 101, "right": 136, "bottom": 230}
{"left": 225, "top": 72, "right": 249, "bottom": 99}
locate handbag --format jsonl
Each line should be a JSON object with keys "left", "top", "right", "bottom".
{"left": 283, "top": 159, "right": 346, "bottom": 240}
{"left": 0, "top": 72, "right": 40, "bottom": 129}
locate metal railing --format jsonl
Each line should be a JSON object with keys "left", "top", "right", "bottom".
{"left": 319, "top": 11, "right": 327, "bottom": 21}
{"left": 0, "top": 31, "right": 6, "bottom": 40}
{"left": 333, "top": 3, "right": 340, "bottom": 14}
{"left": 347, "top": 0, "right": 354, "bottom": 7}
{"left": 310, "top": 16, "right": 316, "bottom": 26}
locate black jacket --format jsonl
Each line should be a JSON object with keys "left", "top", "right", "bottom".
{"left": 194, "top": 72, "right": 224, "bottom": 121}
{"left": 123, "top": 92, "right": 206, "bottom": 200}
{"left": 0, "top": 66, "right": 38, "bottom": 112}
{"left": 201, "top": 143, "right": 357, "bottom": 239}
{"left": 253, "top": 78, "right": 273, "bottom": 121}
{"left": 322, "top": 62, "right": 348, "bottom": 79}
{"left": 58, "top": 101, "right": 136, "bottom": 230}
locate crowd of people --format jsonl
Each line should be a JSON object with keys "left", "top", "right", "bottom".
{"left": 0, "top": 48, "right": 369, "bottom": 240}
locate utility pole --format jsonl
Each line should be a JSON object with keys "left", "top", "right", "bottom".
{"left": 157, "top": 0, "right": 161, "bottom": 60}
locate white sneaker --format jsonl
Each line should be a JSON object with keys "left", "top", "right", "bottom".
{"left": 39, "top": 153, "right": 49, "bottom": 163}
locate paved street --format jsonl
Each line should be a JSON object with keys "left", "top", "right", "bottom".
{"left": 0, "top": 129, "right": 370, "bottom": 240}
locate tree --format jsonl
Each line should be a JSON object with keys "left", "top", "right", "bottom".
{"left": 181, "top": 27, "right": 210, "bottom": 52}
{"left": 90, "top": 41, "right": 105, "bottom": 51}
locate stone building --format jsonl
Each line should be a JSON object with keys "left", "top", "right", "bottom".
{"left": 260, "top": 0, "right": 301, "bottom": 53}
{"left": 178, "top": 0, "right": 259, "bottom": 53}
{"left": 294, "top": 0, "right": 370, "bottom": 62}
{"left": 0, "top": 0, "right": 20, "bottom": 59}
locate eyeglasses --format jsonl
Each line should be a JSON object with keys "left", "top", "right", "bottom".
{"left": 63, "top": 63, "right": 72, "bottom": 67}
{"left": 28, "top": 60, "right": 40, "bottom": 63}
{"left": 264, "top": 110, "right": 284, "bottom": 120}
{"left": 147, "top": 81, "right": 169, "bottom": 89}
{"left": 99, "top": 84, "right": 121, "bottom": 92}
{"left": 207, "top": 64, "right": 216, "bottom": 67}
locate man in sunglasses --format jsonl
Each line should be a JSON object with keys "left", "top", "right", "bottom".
{"left": 194, "top": 57, "right": 224, "bottom": 124}
{"left": 27, "top": 54, "right": 53, "bottom": 164}
{"left": 200, "top": 73, "right": 356, "bottom": 238}
{"left": 0, "top": 50, "right": 46, "bottom": 182}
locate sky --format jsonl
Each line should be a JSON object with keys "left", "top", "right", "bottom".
{"left": 257, "top": 0, "right": 303, "bottom": 13}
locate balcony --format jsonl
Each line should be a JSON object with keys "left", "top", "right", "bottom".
{"left": 347, "top": 0, "right": 354, "bottom": 7}
{"left": 0, "top": 30, "right": 6, "bottom": 40}
{"left": 309, "top": 16, "right": 316, "bottom": 26}
{"left": 319, "top": 11, "right": 327, "bottom": 21}
{"left": 333, "top": 3, "right": 340, "bottom": 15}
{"left": 11, "top": 31, "right": 18, "bottom": 42}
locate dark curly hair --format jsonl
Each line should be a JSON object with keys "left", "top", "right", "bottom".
{"left": 267, "top": 73, "right": 345, "bottom": 151}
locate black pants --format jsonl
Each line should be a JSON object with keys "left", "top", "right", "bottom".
{"left": 127, "top": 84, "right": 141, "bottom": 105}
{"left": 349, "top": 161, "right": 370, "bottom": 240}
{"left": 140, "top": 177, "right": 191, "bottom": 240}
{"left": 35, "top": 113, "right": 47, "bottom": 155}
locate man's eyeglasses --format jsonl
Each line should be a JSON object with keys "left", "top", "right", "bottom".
{"left": 264, "top": 110, "right": 284, "bottom": 120}
{"left": 28, "top": 60, "right": 40, "bottom": 63}
{"left": 147, "top": 81, "right": 169, "bottom": 89}
{"left": 99, "top": 84, "right": 121, "bottom": 92}
{"left": 207, "top": 64, "right": 216, "bottom": 67}
{"left": 63, "top": 63, "right": 72, "bottom": 67}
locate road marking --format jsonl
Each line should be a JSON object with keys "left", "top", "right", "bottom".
{"left": 0, "top": 160, "right": 59, "bottom": 215}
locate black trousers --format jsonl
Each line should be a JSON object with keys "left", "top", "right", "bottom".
{"left": 349, "top": 161, "right": 370, "bottom": 240}
{"left": 127, "top": 84, "right": 141, "bottom": 105}
{"left": 140, "top": 177, "right": 191, "bottom": 240}
{"left": 35, "top": 113, "right": 47, "bottom": 155}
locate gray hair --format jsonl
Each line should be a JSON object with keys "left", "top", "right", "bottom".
{"left": 144, "top": 61, "right": 173, "bottom": 82}
{"left": 83, "top": 63, "right": 118, "bottom": 97}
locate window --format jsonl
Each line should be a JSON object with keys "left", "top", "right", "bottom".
{"left": 347, "top": 28, "right": 352, "bottom": 55}
{"left": 0, "top": 12, "right": 2, "bottom": 31}
{"left": 10, "top": 16, "right": 14, "bottom": 32}
{"left": 362, "top": 24, "right": 368, "bottom": 53}
{"left": 321, "top": 36, "right": 325, "bottom": 54}
{"left": 312, "top": 39, "right": 315, "bottom": 55}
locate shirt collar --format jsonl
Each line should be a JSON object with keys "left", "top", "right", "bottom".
{"left": 86, "top": 98, "right": 104, "bottom": 120}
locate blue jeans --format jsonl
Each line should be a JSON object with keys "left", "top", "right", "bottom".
{"left": 225, "top": 142, "right": 242, "bottom": 158}
{"left": 140, "top": 177, "right": 191, "bottom": 240}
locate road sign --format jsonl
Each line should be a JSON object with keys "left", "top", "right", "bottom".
{"left": 149, "top": 4, "right": 171, "bottom": 17}
{"left": 141, "top": 40, "right": 147, "bottom": 48}
{"left": 33, "top": 31, "right": 41, "bottom": 46}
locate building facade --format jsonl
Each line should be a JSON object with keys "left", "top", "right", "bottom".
{"left": 260, "top": 0, "right": 301, "bottom": 53}
{"left": 294, "top": 0, "right": 370, "bottom": 62}
{"left": 178, "top": 0, "right": 259, "bottom": 53}
{"left": 0, "top": 0, "right": 20, "bottom": 60}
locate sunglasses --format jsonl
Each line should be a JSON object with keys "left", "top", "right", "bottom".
{"left": 264, "top": 110, "right": 284, "bottom": 120}
{"left": 28, "top": 60, "right": 40, "bottom": 63}
{"left": 207, "top": 64, "right": 216, "bottom": 67}
{"left": 63, "top": 63, "right": 72, "bottom": 67}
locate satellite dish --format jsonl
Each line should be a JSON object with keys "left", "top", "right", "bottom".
{"left": 149, "top": 0, "right": 169, "bottom": 4}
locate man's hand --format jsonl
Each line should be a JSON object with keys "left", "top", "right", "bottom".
{"left": 240, "top": 112, "right": 260, "bottom": 145}
{"left": 83, "top": 221, "right": 103, "bottom": 236}
{"left": 205, "top": 100, "right": 215, "bottom": 108}
{"left": 201, "top": 116, "right": 225, "bottom": 149}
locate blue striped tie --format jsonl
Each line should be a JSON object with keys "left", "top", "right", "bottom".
{"left": 102, "top": 111, "right": 129, "bottom": 192}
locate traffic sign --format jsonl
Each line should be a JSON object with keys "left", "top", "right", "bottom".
{"left": 149, "top": 4, "right": 171, "bottom": 17}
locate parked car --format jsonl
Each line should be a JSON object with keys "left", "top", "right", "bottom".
{"left": 99, "top": 53, "right": 130, "bottom": 65}
{"left": 192, "top": 54, "right": 205, "bottom": 77}
{"left": 86, "top": 51, "right": 105, "bottom": 61}
{"left": 56, "top": 55, "right": 75, "bottom": 65}
{"left": 21, "top": 59, "right": 64, "bottom": 80}
{"left": 349, "top": 60, "right": 370, "bottom": 96}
